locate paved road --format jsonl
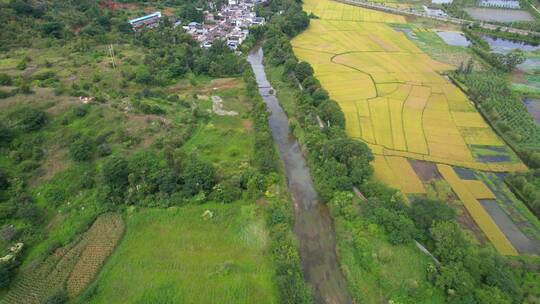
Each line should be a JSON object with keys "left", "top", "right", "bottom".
{"left": 334, "top": 0, "right": 540, "bottom": 36}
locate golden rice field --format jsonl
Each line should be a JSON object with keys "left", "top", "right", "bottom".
{"left": 293, "top": 0, "right": 528, "bottom": 255}
{"left": 293, "top": 0, "right": 526, "bottom": 173}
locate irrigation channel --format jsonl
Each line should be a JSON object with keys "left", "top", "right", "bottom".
{"left": 247, "top": 47, "right": 353, "bottom": 304}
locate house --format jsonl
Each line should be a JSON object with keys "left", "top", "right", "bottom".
{"left": 129, "top": 12, "right": 162, "bottom": 31}
{"left": 227, "top": 35, "right": 241, "bottom": 49}
{"left": 251, "top": 17, "right": 265, "bottom": 26}
{"left": 422, "top": 6, "right": 448, "bottom": 17}
{"left": 478, "top": 0, "right": 520, "bottom": 8}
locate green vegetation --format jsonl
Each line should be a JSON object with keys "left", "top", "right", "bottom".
{"left": 451, "top": 70, "right": 540, "bottom": 167}
{"left": 507, "top": 169, "right": 540, "bottom": 217}
{"left": 84, "top": 204, "right": 278, "bottom": 304}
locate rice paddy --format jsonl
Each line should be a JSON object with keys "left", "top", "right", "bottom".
{"left": 293, "top": 0, "right": 525, "bottom": 172}
{"left": 293, "top": 0, "right": 535, "bottom": 255}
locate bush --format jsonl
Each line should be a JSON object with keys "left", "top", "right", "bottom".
{"left": 42, "top": 290, "right": 68, "bottom": 304}
{"left": 9, "top": 107, "right": 47, "bottom": 132}
{"left": 294, "top": 62, "right": 314, "bottom": 82}
{"left": 408, "top": 198, "right": 455, "bottom": 239}
{"left": 102, "top": 155, "right": 129, "bottom": 191}
{"left": 0, "top": 73, "right": 12, "bottom": 85}
{"left": 69, "top": 136, "right": 94, "bottom": 161}
{"left": 97, "top": 143, "right": 112, "bottom": 157}
{"left": 181, "top": 156, "right": 215, "bottom": 196}
{"left": 0, "top": 89, "right": 13, "bottom": 99}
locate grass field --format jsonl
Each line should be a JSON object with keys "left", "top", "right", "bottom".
{"left": 83, "top": 204, "right": 278, "bottom": 304}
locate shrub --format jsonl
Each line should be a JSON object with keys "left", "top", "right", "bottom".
{"left": 181, "top": 156, "right": 215, "bottom": 196}
{"left": 9, "top": 107, "right": 47, "bottom": 132}
{"left": 409, "top": 198, "right": 455, "bottom": 239}
{"left": 69, "top": 136, "right": 94, "bottom": 161}
{"left": 0, "top": 89, "right": 13, "bottom": 99}
{"left": 294, "top": 62, "right": 314, "bottom": 82}
{"left": 0, "top": 73, "right": 12, "bottom": 85}
{"left": 102, "top": 155, "right": 129, "bottom": 190}
{"left": 97, "top": 143, "right": 112, "bottom": 157}
{"left": 43, "top": 290, "right": 68, "bottom": 304}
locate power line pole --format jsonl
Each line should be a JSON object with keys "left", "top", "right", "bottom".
{"left": 108, "top": 44, "right": 117, "bottom": 69}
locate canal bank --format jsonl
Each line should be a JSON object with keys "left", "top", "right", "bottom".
{"left": 247, "top": 47, "right": 353, "bottom": 304}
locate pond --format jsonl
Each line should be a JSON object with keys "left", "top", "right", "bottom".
{"left": 436, "top": 31, "right": 471, "bottom": 47}
{"left": 479, "top": 199, "right": 540, "bottom": 255}
{"left": 517, "top": 58, "right": 540, "bottom": 73}
{"left": 523, "top": 97, "right": 540, "bottom": 124}
{"left": 464, "top": 7, "right": 534, "bottom": 22}
{"left": 482, "top": 35, "right": 540, "bottom": 53}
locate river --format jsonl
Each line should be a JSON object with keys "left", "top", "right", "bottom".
{"left": 247, "top": 47, "right": 352, "bottom": 304}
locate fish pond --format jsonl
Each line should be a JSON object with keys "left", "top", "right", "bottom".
{"left": 436, "top": 31, "right": 471, "bottom": 47}
{"left": 465, "top": 7, "right": 534, "bottom": 22}
{"left": 524, "top": 97, "right": 540, "bottom": 124}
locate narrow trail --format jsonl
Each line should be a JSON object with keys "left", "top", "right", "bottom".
{"left": 247, "top": 47, "right": 353, "bottom": 304}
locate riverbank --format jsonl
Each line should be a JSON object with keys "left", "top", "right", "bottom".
{"left": 247, "top": 47, "right": 352, "bottom": 304}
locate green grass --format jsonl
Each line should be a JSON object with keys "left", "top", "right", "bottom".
{"left": 333, "top": 214, "right": 446, "bottom": 304}
{"left": 182, "top": 88, "right": 254, "bottom": 175}
{"left": 83, "top": 203, "right": 278, "bottom": 304}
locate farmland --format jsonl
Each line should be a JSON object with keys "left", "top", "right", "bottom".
{"left": 292, "top": 0, "right": 540, "bottom": 256}
{"left": 294, "top": 0, "right": 524, "bottom": 172}
{"left": 84, "top": 204, "right": 278, "bottom": 304}
{"left": 1, "top": 213, "right": 124, "bottom": 304}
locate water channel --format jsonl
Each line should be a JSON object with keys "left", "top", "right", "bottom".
{"left": 247, "top": 47, "right": 352, "bottom": 304}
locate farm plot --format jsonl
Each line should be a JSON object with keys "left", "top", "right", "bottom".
{"left": 0, "top": 213, "right": 124, "bottom": 304}
{"left": 437, "top": 164, "right": 518, "bottom": 255}
{"left": 293, "top": 0, "right": 526, "bottom": 173}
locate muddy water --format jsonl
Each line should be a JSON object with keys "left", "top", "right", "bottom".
{"left": 247, "top": 47, "right": 352, "bottom": 304}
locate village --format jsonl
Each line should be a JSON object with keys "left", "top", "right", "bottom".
{"left": 128, "top": 0, "right": 266, "bottom": 50}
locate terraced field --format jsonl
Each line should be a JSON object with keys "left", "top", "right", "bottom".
{"left": 293, "top": 0, "right": 539, "bottom": 255}
{"left": 1, "top": 213, "right": 124, "bottom": 304}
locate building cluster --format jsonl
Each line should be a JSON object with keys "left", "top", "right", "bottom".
{"left": 478, "top": 0, "right": 521, "bottom": 9}
{"left": 183, "top": 0, "right": 266, "bottom": 50}
{"left": 128, "top": 0, "right": 266, "bottom": 50}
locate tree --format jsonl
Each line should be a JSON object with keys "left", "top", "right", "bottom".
{"left": 135, "top": 66, "right": 153, "bottom": 84}
{"left": 69, "top": 136, "right": 93, "bottom": 161}
{"left": 501, "top": 49, "right": 525, "bottom": 71}
{"left": 181, "top": 156, "right": 215, "bottom": 196}
{"left": 318, "top": 99, "right": 345, "bottom": 129}
{"left": 409, "top": 198, "right": 455, "bottom": 238}
{"left": 102, "top": 155, "right": 129, "bottom": 191}
{"left": 294, "top": 62, "right": 314, "bottom": 82}
{"left": 431, "top": 221, "right": 470, "bottom": 263}
{"left": 435, "top": 263, "right": 475, "bottom": 300}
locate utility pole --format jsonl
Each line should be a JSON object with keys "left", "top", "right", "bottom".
{"left": 108, "top": 44, "right": 117, "bottom": 69}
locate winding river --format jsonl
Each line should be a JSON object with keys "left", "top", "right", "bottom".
{"left": 247, "top": 47, "right": 352, "bottom": 304}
